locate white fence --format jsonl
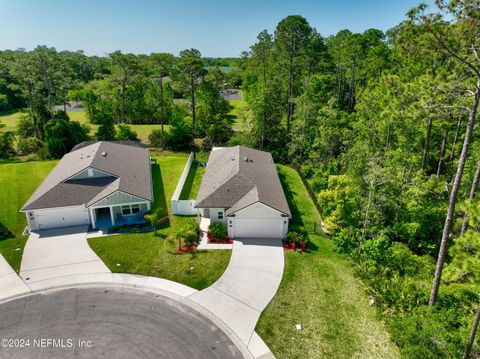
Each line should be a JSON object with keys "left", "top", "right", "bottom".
{"left": 171, "top": 152, "right": 200, "bottom": 215}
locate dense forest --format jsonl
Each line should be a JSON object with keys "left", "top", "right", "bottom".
{"left": 1, "top": 0, "right": 479, "bottom": 357}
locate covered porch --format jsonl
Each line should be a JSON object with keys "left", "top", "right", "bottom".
{"left": 90, "top": 202, "right": 150, "bottom": 229}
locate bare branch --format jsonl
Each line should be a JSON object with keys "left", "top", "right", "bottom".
{"left": 429, "top": 27, "right": 480, "bottom": 78}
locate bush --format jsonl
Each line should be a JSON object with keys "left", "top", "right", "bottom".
{"left": 17, "top": 136, "right": 43, "bottom": 155}
{"left": 148, "top": 117, "right": 193, "bottom": 150}
{"left": 209, "top": 222, "right": 227, "bottom": 240}
{"left": 286, "top": 231, "right": 304, "bottom": 246}
{"left": 116, "top": 124, "right": 138, "bottom": 141}
{"left": 16, "top": 116, "right": 35, "bottom": 138}
{"left": 148, "top": 129, "right": 167, "bottom": 147}
{"left": 183, "top": 230, "right": 199, "bottom": 246}
{"left": 184, "top": 218, "right": 200, "bottom": 234}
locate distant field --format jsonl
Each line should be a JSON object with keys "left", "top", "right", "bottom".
{"left": 0, "top": 110, "right": 25, "bottom": 132}
{"left": 0, "top": 110, "right": 168, "bottom": 144}
{"left": 229, "top": 99, "right": 251, "bottom": 131}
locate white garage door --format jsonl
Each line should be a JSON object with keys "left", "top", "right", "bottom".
{"left": 233, "top": 219, "right": 283, "bottom": 238}
{"left": 36, "top": 206, "right": 90, "bottom": 229}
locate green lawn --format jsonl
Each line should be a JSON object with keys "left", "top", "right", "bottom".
{"left": 0, "top": 109, "right": 25, "bottom": 133}
{"left": 89, "top": 154, "right": 231, "bottom": 290}
{"left": 0, "top": 160, "right": 58, "bottom": 271}
{"left": 179, "top": 162, "right": 205, "bottom": 200}
{"left": 256, "top": 165, "right": 400, "bottom": 359}
{"left": 229, "top": 99, "right": 251, "bottom": 131}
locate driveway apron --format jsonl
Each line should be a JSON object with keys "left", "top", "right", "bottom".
{"left": 20, "top": 225, "right": 110, "bottom": 284}
{"left": 188, "top": 238, "right": 284, "bottom": 347}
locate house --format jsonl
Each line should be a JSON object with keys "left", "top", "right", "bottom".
{"left": 21, "top": 141, "right": 153, "bottom": 231}
{"left": 195, "top": 146, "right": 291, "bottom": 239}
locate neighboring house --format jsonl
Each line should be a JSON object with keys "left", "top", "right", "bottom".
{"left": 195, "top": 146, "right": 291, "bottom": 239}
{"left": 21, "top": 141, "right": 153, "bottom": 231}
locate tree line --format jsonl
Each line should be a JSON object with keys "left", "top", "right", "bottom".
{"left": 237, "top": 1, "right": 479, "bottom": 358}
{"left": 0, "top": 47, "right": 240, "bottom": 158}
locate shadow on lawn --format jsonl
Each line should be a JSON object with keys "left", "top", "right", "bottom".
{"left": 278, "top": 170, "right": 304, "bottom": 227}
{"left": 151, "top": 163, "right": 171, "bottom": 229}
{"left": 0, "top": 223, "right": 14, "bottom": 240}
{"left": 179, "top": 162, "right": 198, "bottom": 200}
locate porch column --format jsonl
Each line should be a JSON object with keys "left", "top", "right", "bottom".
{"left": 110, "top": 206, "right": 115, "bottom": 225}
{"left": 147, "top": 202, "right": 151, "bottom": 211}
{"left": 90, "top": 208, "right": 96, "bottom": 229}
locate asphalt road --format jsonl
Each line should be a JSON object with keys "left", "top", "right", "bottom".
{"left": 0, "top": 287, "right": 243, "bottom": 359}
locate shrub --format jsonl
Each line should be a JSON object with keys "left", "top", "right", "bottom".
{"left": 209, "top": 222, "right": 227, "bottom": 239}
{"left": 17, "top": 136, "right": 43, "bottom": 155}
{"left": 148, "top": 129, "right": 167, "bottom": 147}
{"left": 183, "top": 230, "right": 199, "bottom": 246}
{"left": 288, "top": 225, "right": 308, "bottom": 239}
{"left": 184, "top": 218, "right": 200, "bottom": 234}
{"left": 116, "top": 124, "right": 138, "bottom": 141}
{"left": 286, "top": 231, "right": 304, "bottom": 246}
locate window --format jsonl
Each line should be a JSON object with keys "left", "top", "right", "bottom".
{"left": 122, "top": 205, "right": 131, "bottom": 215}
{"left": 132, "top": 204, "right": 140, "bottom": 214}
{"left": 217, "top": 211, "right": 224, "bottom": 220}
{"left": 87, "top": 168, "right": 94, "bottom": 177}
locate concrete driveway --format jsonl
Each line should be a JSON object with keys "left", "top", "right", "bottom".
{"left": 189, "top": 238, "right": 284, "bottom": 355}
{"left": 20, "top": 226, "right": 110, "bottom": 285}
{"left": 0, "top": 255, "right": 30, "bottom": 300}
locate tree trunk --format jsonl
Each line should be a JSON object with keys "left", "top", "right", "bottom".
{"left": 464, "top": 302, "right": 480, "bottom": 359}
{"left": 449, "top": 114, "right": 463, "bottom": 162}
{"left": 461, "top": 160, "right": 480, "bottom": 235}
{"left": 436, "top": 128, "right": 448, "bottom": 179}
{"left": 159, "top": 76, "right": 164, "bottom": 134}
{"left": 348, "top": 56, "right": 357, "bottom": 113}
{"left": 121, "top": 81, "right": 126, "bottom": 122}
{"left": 286, "top": 53, "right": 295, "bottom": 135}
{"left": 422, "top": 117, "right": 433, "bottom": 170}
{"left": 191, "top": 76, "right": 196, "bottom": 133}
{"left": 429, "top": 80, "right": 480, "bottom": 306}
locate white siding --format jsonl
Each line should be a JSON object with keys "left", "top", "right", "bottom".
{"left": 210, "top": 208, "right": 227, "bottom": 225}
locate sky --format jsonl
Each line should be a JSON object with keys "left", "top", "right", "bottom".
{"left": 0, "top": 0, "right": 437, "bottom": 57}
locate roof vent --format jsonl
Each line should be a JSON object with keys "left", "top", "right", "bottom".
{"left": 243, "top": 156, "right": 248, "bottom": 162}
{"left": 101, "top": 151, "right": 107, "bottom": 157}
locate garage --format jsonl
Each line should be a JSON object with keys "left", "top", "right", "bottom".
{"left": 35, "top": 206, "right": 90, "bottom": 229}
{"left": 232, "top": 219, "right": 283, "bottom": 238}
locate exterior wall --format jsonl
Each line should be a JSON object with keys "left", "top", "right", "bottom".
{"left": 92, "top": 191, "right": 149, "bottom": 207}
{"left": 232, "top": 202, "right": 285, "bottom": 219}
{"left": 25, "top": 211, "right": 38, "bottom": 231}
{"left": 226, "top": 203, "right": 289, "bottom": 239}
{"left": 209, "top": 208, "right": 227, "bottom": 225}
{"left": 69, "top": 167, "right": 113, "bottom": 180}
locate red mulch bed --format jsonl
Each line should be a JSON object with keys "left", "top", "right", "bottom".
{"left": 283, "top": 242, "right": 307, "bottom": 252}
{"left": 176, "top": 245, "right": 198, "bottom": 253}
{"left": 207, "top": 237, "right": 234, "bottom": 244}
{"left": 207, "top": 232, "right": 234, "bottom": 244}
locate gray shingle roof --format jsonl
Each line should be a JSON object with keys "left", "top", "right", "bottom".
{"left": 195, "top": 146, "right": 291, "bottom": 217}
{"left": 22, "top": 141, "right": 153, "bottom": 211}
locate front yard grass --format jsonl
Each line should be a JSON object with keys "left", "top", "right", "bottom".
{"left": 89, "top": 154, "right": 231, "bottom": 290}
{"left": 256, "top": 165, "right": 399, "bottom": 359}
{"left": 0, "top": 159, "right": 58, "bottom": 271}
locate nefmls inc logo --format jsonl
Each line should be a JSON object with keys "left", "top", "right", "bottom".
{"left": 34, "top": 338, "right": 73, "bottom": 348}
